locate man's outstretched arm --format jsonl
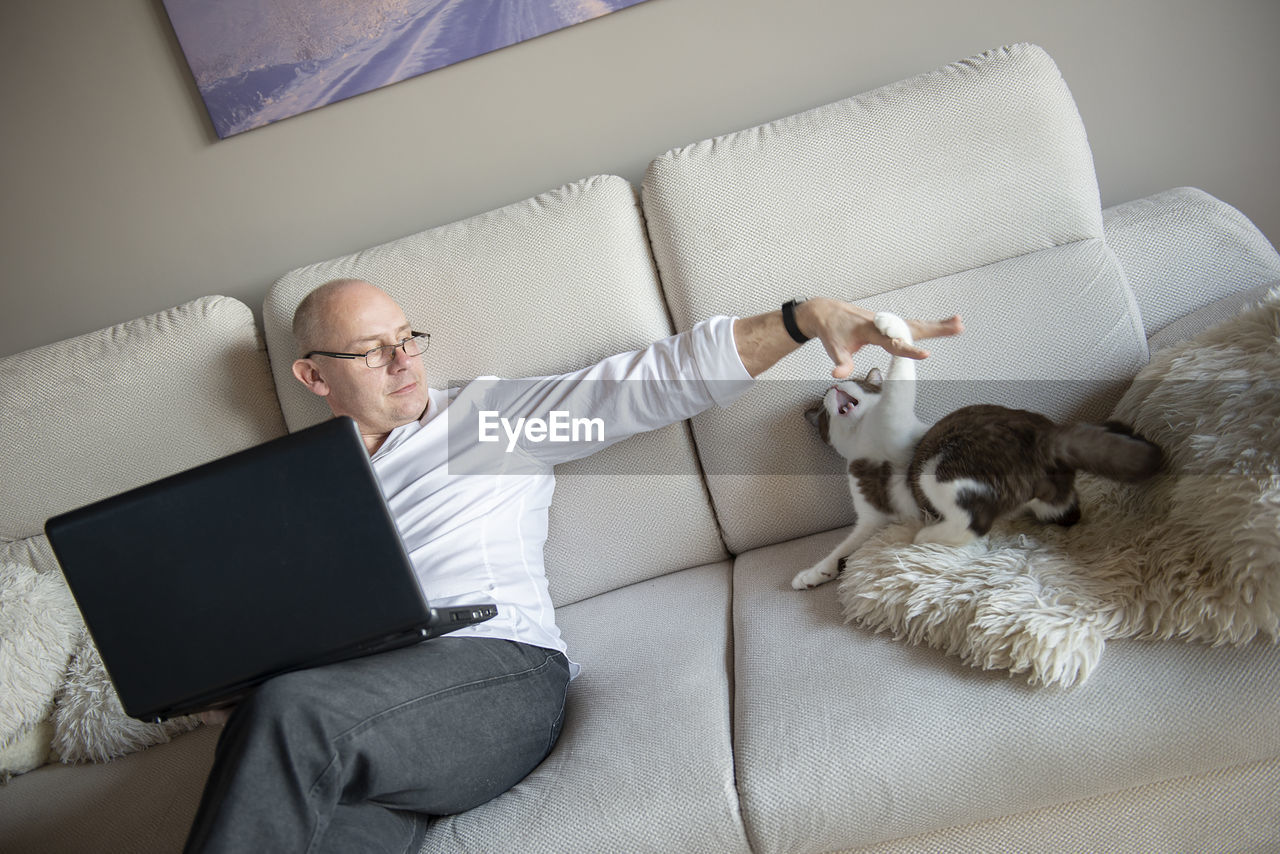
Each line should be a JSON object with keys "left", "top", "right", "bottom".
{"left": 732, "top": 298, "right": 964, "bottom": 379}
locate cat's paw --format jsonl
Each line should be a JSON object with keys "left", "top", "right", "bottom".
{"left": 792, "top": 560, "right": 840, "bottom": 589}
{"left": 874, "top": 312, "right": 913, "bottom": 346}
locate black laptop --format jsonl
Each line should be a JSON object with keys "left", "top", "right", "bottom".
{"left": 45, "top": 416, "right": 495, "bottom": 722}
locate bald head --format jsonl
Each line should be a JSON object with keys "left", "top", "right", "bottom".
{"left": 290, "top": 278, "right": 429, "bottom": 451}
{"left": 292, "top": 278, "right": 385, "bottom": 356}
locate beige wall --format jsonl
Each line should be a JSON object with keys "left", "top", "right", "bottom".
{"left": 2, "top": 0, "right": 1277, "bottom": 359}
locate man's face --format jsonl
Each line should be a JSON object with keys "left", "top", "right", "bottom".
{"left": 293, "top": 283, "right": 429, "bottom": 444}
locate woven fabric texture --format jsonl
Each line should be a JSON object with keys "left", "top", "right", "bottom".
{"left": 840, "top": 756, "right": 1280, "bottom": 854}
{"left": 687, "top": 241, "right": 1147, "bottom": 553}
{"left": 730, "top": 530, "right": 1280, "bottom": 854}
{"left": 1148, "top": 279, "right": 1279, "bottom": 352}
{"left": 0, "top": 296, "right": 286, "bottom": 541}
{"left": 0, "top": 536, "right": 59, "bottom": 582}
{"left": 639, "top": 43, "right": 1140, "bottom": 554}
{"left": 1103, "top": 187, "right": 1280, "bottom": 337}
{"left": 0, "top": 724, "right": 218, "bottom": 854}
{"left": 262, "top": 175, "right": 727, "bottom": 606}
{"left": 641, "top": 43, "right": 1103, "bottom": 331}
{"left": 420, "top": 562, "right": 750, "bottom": 854}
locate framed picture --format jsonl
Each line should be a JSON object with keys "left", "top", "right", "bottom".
{"left": 163, "top": 0, "right": 655, "bottom": 139}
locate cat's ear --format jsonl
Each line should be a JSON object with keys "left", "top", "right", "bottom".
{"left": 805, "top": 403, "right": 831, "bottom": 445}
{"left": 865, "top": 367, "right": 884, "bottom": 389}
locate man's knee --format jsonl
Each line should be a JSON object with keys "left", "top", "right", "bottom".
{"left": 234, "top": 668, "right": 335, "bottom": 736}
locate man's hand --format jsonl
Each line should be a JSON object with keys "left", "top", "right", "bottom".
{"left": 733, "top": 297, "right": 964, "bottom": 378}
{"left": 798, "top": 298, "right": 964, "bottom": 379}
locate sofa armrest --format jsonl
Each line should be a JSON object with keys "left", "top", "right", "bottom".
{"left": 1103, "top": 187, "right": 1280, "bottom": 338}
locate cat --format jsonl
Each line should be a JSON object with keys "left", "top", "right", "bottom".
{"left": 791, "top": 312, "right": 1163, "bottom": 590}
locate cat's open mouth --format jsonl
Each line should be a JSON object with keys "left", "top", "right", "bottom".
{"left": 833, "top": 387, "right": 858, "bottom": 415}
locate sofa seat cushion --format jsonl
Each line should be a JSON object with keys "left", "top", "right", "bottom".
{"left": 420, "top": 562, "right": 751, "bottom": 854}
{"left": 0, "top": 725, "right": 218, "bottom": 853}
{"left": 731, "top": 530, "right": 1280, "bottom": 854}
{"left": 263, "top": 175, "right": 727, "bottom": 606}
{"left": 834, "top": 756, "right": 1280, "bottom": 853}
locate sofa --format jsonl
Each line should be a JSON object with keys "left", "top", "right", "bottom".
{"left": 2, "top": 43, "right": 1278, "bottom": 853}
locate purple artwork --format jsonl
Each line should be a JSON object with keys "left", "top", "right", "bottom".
{"left": 163, "top": 0, "right": 654, "bottom": 139}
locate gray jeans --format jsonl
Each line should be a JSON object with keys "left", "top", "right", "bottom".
{"left": 185, "top": 638, "right": 570, "bottom": 853}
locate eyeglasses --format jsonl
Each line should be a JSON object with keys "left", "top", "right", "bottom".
{"left": 304, "top": 332, "right": 430, "bottom": 368}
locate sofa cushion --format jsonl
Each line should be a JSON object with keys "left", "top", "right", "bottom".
{"left": 643, "top": 43, "right": 1105, "bottom": 311}
{"left": 262, "top": 175, "right": 728, "bottom": 606}
{"left": 1147, "top": 279, "right": 1278, "bottom": 352}
{"left": 0, "top": 296, "right": 287, "bottom": 778}
{"left": 730, "top": 530, "right": 1280, "bottom": 854}
{"left": 837, "top": 756, "right": 1280, "bottom": 853}
{"left": 0, "top": 295, "right": 287, "bottom": 541}
{"left": 829, "top": 285, "right": 1280, "bottom": 688}
{"left": 0, "top": 724, "right": 218, "bottom": 853}
{"left": 665, "top": 243, "right": 1146, "bottom": 553}
{"left": 1103, "top": 188, "right": 1280, "bottom": 338}
{"left": 420, "top": 562, "right": 751, "bottom": 854}
{"left": 640, "top": 44, "right": 1147, "bottom": 554}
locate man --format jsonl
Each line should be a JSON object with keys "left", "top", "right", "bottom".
{"left": 186, "top": 278, "right": 962, "bottom": 852}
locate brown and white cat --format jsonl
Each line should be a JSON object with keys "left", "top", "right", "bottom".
{"left": 792, "top": 312, "right": 1163, "bottom": 590}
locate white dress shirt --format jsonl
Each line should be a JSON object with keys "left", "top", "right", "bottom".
{"left": 369, "top": 315, "right": 754, "bottom": 678}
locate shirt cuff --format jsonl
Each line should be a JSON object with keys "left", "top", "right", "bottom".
{"left": 689, "top": 314, "right": 755, "bottom": 409}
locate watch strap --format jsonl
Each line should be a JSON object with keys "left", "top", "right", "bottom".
{"left": 781, "top": 299, "right": 810, "bottom": 344}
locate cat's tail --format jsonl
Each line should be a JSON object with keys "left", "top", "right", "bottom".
{"left": 1045, "top": 421, "right": 1164, "bottom": 481}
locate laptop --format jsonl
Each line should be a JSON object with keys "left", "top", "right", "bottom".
{"left": 45, "top": 416, "right": 496, "bottom": 723}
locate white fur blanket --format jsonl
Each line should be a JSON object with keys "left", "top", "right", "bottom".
{"left": 837, "top": 287, "right": 1280, "bottom": 688}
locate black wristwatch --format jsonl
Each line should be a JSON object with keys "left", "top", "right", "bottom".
{"left": 781, "top": 298, "right": 810, "bottom": 344}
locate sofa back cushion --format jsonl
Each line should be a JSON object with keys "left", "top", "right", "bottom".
{"left": 0, "top": 296, "right": 287, "bottom": 549}
{"left": 641, "top": 44, "right": 1148, "bottom": 553}
{"left": 262, "top": 175, "right": 728, "bottom": 606}
{"left": 1102, "top": 186, "right": 1280, "bottom": 338}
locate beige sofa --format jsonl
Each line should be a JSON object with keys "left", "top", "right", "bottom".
{"left": 2, "top": 44, "right": 1278, "bottom": 853}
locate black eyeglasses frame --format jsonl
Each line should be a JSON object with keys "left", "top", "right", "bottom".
{"left": 303, "top": 331, "right": 430, "bottom": 368}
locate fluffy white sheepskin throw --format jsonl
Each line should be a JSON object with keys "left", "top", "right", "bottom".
{"left": 837, "top": 287, "right": 1280, "bottom": 688}
{"left": 0, "top": 562, "right": 80, "bottom": 753}
{"left": 1, "top": 546, "right": 201, "bottom": 772}
{"left": 52, "top": 632, "right": 200, "bottom": 764}
{"left": 0, "top": 719, "right": 54, "bottom": 780}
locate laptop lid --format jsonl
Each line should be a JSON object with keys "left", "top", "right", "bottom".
{"left": 45, "top": 416, "right": 493, "bottom": 721}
